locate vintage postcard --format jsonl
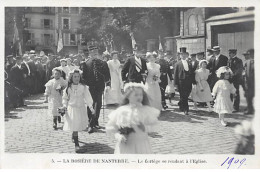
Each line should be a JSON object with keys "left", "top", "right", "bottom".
{"left": 0, "top": 0, "right": 259, "bottom": 169}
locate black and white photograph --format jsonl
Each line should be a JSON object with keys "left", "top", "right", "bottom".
{"left": 1, "top": 0, "right": 259, "bottom": 169}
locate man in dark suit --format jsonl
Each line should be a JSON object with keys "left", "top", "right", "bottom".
{"left": 121, "top": 44, "right": 148, "bottom": 84}
{"left": 5, "top": 55, "right": 15, "bottom": 77}
{"left": 45, "top": 54, "right": 58, "bottom": 82}
{"left": 80, "top": 45, "right": 111, "bottom": 133}
{"left": 157, "top": 50, "right": 173, "bottom": 109}
{"left": 207, "top": 46, "right": 228, "bottom": 90}
{"left": 27, "top": 50, "right": 38, "bottom": 94}
{"left": 227, "top": 49, "right": 243, "bottom": 112}
{"left": 243, "top": 49, "right": 254, "bottom": 114}
{"left": 190, "top": 53, "right": 199, "bottom": 84}
{"left": 9, "top": 56, "right": 26, "bottom": 107}
{"left": 21, "top": 54, "right": 32, "bottom": 97}
{"left": 174, "top": 47, "right": 192, "bottom": 115}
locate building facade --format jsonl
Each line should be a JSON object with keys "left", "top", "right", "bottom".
{"left": 56, "top": 7, "right": 82, "bottom": 55}
{"left": 175, "top": 7, "right": 254, "bottom": 62}
{"left": 175, "top": 7, "right": 206, "bottom": 55}
{"left": 206, "top": 8, "right": 254, "bottom": 62}
{"left": 24, "top": 7, "right": 56, "bottom": 54}
{"left": 23, "top": 7, "right": 82, "bottom": 55}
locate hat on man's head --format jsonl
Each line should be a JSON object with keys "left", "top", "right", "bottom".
{"left": 69, "top": 54, "right": 74, "bottom": 58}
{"left": 179, "top": 47, "right": 187, "bottom": 53}
{"left": 15, "top": 56, "right": 22, "bottom": 61}
{"left": 29, "top": 50, "right": 35, "bottom": 54}
{"left": 6, "top": 55, "right": 13, "bottom": 59}
{"left": 197, "top": 52, "right": 205, "bottom": 56}
{"left": 22, "top": 54, "right": 29, "bottom": 59}
{"left": 60, "top": 58, "right": 67, "bottom": 62}
{"left": 66, "top": 58, "right": 72, "bottom": 62}
{"left": 228, "top": 49, "right": 237, "bottom": 53}
{"left": 190, "top": 53, "right": 196, "bottom": 57}
{"left": 111, "top": 51, "right": 119, "bottom": 56}
{"left": 88, "top": 45, "right": 98, "bottom": 52}
{"left": 212, "top": 46, "right": 221, "bottom": 51}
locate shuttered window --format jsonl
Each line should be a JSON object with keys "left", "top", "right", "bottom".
{"left": 63, "top": 33, "right": 70, "bottom": 46}
{"left": 62, "top": 18, "right": 70, "bottom": 29}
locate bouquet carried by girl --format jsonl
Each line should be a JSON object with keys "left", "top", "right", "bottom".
{"left": 106, "top": 82, "right": 160, "bottom": 154}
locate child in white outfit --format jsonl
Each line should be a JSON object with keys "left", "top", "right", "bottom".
{"left": 61, "top": 69, "right": 94, "bottom": 153}
{"left": 44, "top": 67, "right": 67, "bottom": 129}
{"left": 212, "top": 66, "right": 236, "bottom": 127}
{"left": 106, "top": 82, "right": 160, "bottom": 154}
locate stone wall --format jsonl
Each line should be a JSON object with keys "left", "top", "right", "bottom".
{"left": 176, "top": 37, "right": 205, "bottom": 54}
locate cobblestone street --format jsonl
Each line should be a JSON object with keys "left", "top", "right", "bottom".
{"left": 5, "top": 93, "right": 253, "bottom": 154}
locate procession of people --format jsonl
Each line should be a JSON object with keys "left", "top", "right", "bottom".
{"left": 5, "top": 42, "right": 255, "bottom": 154}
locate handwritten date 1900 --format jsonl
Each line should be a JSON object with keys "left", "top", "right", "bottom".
{"left": 221, "top": 157, "right": 246, "bottom": 169}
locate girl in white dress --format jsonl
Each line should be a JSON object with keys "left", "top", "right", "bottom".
{"left": 105, "top": 51, "right": 123, "bottom": 105}
{"left": 192, "top": 60, "right": 213, "bottom": 112}
{"left": 61, "top": 69, "right": 95, "bottom": 152}
{"left": 144, "top": 52, "right": 162, "bottom": 111}
{"left": 44, "top": 68, "right": 67, "bottom": 129}
{"left": 106, "top": 83, "right": 160, "bottom": 154}
{"left": 212, "top": 66, "right": 236, "bottom": 127}
{"left": 58, "top": 59, "right": 69, "bottom": 80}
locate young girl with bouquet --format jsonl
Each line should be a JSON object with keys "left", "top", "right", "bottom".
{"left": 106, "top": 82, "right": 160, "bottom": 154}
{"left": 60, "top": 69, "right": 95, "bottom": 152}
{"left": 44, "top": 67, "right": 67, "bottom": 129}
{"left": 212, "top": 66, "right": 236, "bottom": 126}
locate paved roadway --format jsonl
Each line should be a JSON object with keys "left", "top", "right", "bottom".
{"left": 5, "top": 92, "right": 253, "bottom": 154}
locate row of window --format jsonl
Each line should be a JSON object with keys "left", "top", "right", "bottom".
{"left": 25, "top": 18, "right": 71, "bottom": 30}
{"left": 27, "top": 33, "right": 81, "bottom": 46}
{"left": 25, "top": 7, "right": 80, "bottom": 14}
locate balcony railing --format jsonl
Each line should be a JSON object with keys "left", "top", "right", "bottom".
{"left": 25, "top": 38, "right": 55, "bottom": 47}
{"left": 24, "top": 7, "right": 55, "bottom": 14}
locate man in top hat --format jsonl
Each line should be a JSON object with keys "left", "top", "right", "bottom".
{"left": 207, "top": 45, "right": 228, "bottom": 91}
{"left": 174, "top": 47, "right": 193, "bottom": 115}
{"left": 121, "top": 43, "right": 148, "bottom": 84}
{"left": 156, "top": 50, "right": 173, "bottom": 109}
{"left": 227, "top": 49, "right": 243, "bottom": 112}
{"left": 9, "top": 56, "right": 27, "bottom": 107}
{"left": 243, "top": 49, "right": 254, "bottom": 114}
{"left": 80, "top": 45, "right": 111, "bottom": 133}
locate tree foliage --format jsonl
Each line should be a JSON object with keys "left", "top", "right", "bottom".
{"left": 79, "top": 7, "right": 179, "bottom": 52}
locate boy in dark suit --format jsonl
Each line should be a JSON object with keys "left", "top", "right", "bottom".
{"left": 228, "top": 49, "right": 243, "bottom": 112}
{"left": 174, "top": 47, "right": 192, "bottom": 115}
{"left": 121, "top": 44, "right": 148, "bottom": 84}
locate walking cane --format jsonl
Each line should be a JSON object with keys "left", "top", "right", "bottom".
{"left": 102, "top": 89, "right": 105, "bottom": 123}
